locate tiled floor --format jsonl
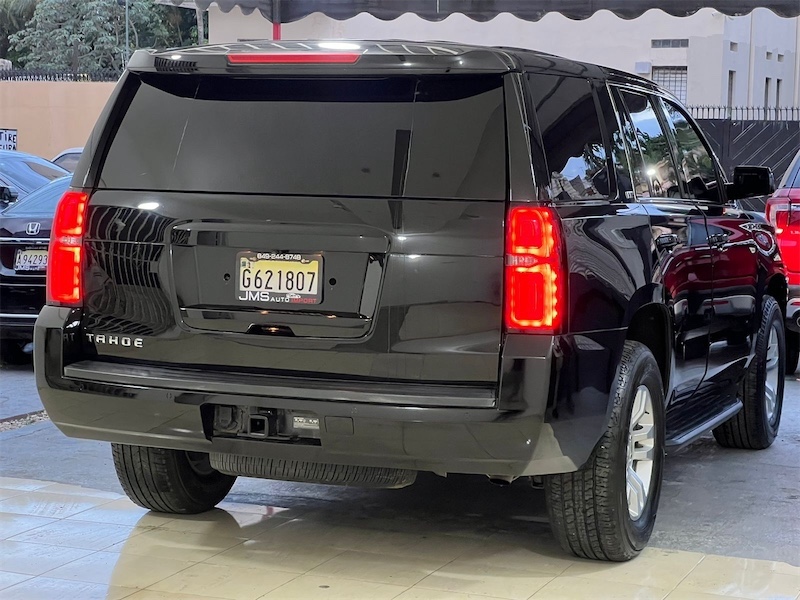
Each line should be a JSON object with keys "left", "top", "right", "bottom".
{"left": 0, "top": 477, "right": 798, "bottom": 600}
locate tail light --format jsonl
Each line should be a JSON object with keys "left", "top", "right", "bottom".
{"left": 47, "top": 190, "right": 89, "bottom": 307}
{"left": 504, "top": 205, "right": 564, "bottom": 333}
{"left": 766, "top": 189, "right": 800, "bottom": 283}
{"left": 227, "top": 52, "right": 361, "bottom": 65}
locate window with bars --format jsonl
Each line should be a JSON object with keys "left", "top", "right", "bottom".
{"left": 652, "top": 66, "right": 688, "bottom": 103}
{"left": 652, "top": 39, "right": 689, "bottom": 48}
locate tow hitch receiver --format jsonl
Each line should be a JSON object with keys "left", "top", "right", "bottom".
{"left": 212, "top": 405, "right": 321, "bottom": 445}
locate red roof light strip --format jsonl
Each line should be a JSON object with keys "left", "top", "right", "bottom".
{"left": 227, "top": 52, "right": 361, "bottom": 65}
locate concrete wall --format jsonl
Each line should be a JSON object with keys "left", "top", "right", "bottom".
{"left": 0, "top": 81, "right": 115, "bottom": 159}
{"left": 208, "top": 7, "right": 800, "bottom": 107}
{"left": 722, "top": 11, "right": 799, "bottom": 107}
{"left": 208, "top": 4, "right": 272, "bottom": 43}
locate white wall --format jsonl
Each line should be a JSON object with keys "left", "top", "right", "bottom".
{"left": 721, "top": 9, "right": 798, "bottom": 108}
{"left": 208, "top": 5, "right": 271, "bottom": 43}
{"left": 208, "top": 7, "right": 799, "bottom": 106}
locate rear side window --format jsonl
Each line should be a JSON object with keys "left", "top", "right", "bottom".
{"left": 98, "top": 73, "right": 506, "bottom": 200}
{"left": 527, "top": 74, "right": 609, "bottom": 201}
{"left": 596, "top": 85, "right": 637, "bottom": 200}
{"left": 619, "top": 91, "right": 681, "bottom": 199}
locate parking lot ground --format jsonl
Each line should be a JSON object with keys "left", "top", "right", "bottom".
{"left": 0, "top": 368, "right": 800, "bottom": 600}
{"left": 0, "top": 476, "right": 798, "bottom": 600}
{"left": 0, "top": 364, "right": 41, "bottom": 422}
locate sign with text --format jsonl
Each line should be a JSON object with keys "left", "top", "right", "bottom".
{"left": 0, "top": 129, "right": 17, "bottom": 151}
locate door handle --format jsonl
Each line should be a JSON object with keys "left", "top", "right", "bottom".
{"left": 707, "top": 232, "right": 730, "bottom": 249}
{"left": 655, "top": 233, "right": 679, "bottom": 251}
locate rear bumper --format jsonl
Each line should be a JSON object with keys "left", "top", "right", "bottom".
{"left": 38, "top": 384, "right": 578, "bottom": 477}
{"left": 787, "top": 284, "right": 800, "bottom": 332}
{"left": 35, "top": 307, "right": 620, "bottom": 478}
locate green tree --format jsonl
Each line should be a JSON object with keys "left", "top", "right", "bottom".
{"left": 10, "top": 0, "right": 201, "bottom": 72}
{"left": 0, "top": 0, "right": 37, "bottom": 62}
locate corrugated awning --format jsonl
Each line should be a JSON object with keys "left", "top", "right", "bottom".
{"left": 163, "top": 1, "right": 800, "bottom": 21}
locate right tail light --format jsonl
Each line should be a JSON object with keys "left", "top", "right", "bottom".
{"left": 504, "top": 205, "right": 564, "bottom": 333}
{"left": 766, "top": 189, "right": 799, "bottom": 283}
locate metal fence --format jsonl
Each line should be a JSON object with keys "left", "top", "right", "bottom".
{"left": 698, "top": 119, "right": 799, "bottom": 180}
{"left": 0, "top": 69, "right": 120, "bottom": 82}
{"left": 687, "top": 105, "right": 800, "bottom": 121}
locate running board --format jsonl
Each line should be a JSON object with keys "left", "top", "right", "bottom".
{"left": 665, "top": 400, "right": 743, "bottom": 452}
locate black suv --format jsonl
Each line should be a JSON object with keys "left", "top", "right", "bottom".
{"left": 35, "top": 42, "right": 787, "bottom": 562}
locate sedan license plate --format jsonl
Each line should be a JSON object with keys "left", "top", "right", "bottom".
{"left": 237, "top": 252, "right": 322, "bottom": 305}
{"left": 14, "top": 248, "right": 48, "bottom": 271}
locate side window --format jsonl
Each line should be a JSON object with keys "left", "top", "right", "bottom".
{"left": 662, "top": 100, "right": 722, "bottom": 202}
{"left": 609, "top": 89, "right": 651, "bottom": 198}
{"left": 619, "top": 91, "right": 681, "bottom": 199}
{"left": 528, "top": 74, "right": 609, "bottom": 201}
{"left": 595, "top": 84, "right": 635, "bottom": 200}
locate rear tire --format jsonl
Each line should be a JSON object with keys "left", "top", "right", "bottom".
{"left": 112, "top": 444, "right": 236, "bottom": 514}
{"left": 544, "top": 341, "right": 665, "bottom": 561}
{"left": 786, "top": 330, "right": 799, "bottom": 376}
{"left": 713, "top": 295, "right": 785, "bottom": 449}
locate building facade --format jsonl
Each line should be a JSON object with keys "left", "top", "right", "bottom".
{"left": 206, "top": 6, "right": 800, "bottom": 107}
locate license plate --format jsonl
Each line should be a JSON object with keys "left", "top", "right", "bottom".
{"left": 14, "top": 248, "right": 48, "bottom": 271}
{"left": 237, "top": 252, "right": 322, "bottom": 305}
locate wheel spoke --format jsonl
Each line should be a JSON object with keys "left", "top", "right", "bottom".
{"left": 630, "top": 388, "right": 647, "bottom": 428}
{"left": 631, "top": 443, "right": 655, "bottom": 462}
{"left": 764, "top": 381, "right": 776, "bottom": 418}
{"left": 632, "top": 423, "right": 654, "bottom": 444}
{"left": 627, "top": 465, "right": 647, "bottom": 518}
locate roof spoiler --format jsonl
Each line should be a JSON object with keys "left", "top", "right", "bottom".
{"left": 126, "top": 42, "right": 518, "bottom": 75}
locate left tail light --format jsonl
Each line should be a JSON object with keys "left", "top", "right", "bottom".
{"left": 47, "top": 190, "right": 89, "bottom": 307}
{"left": 766, "top": 189, "right": 800, "bottom": 283}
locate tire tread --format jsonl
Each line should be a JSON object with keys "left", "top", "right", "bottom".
{"left": 112, "top": 444, "right": 235, "bottom": 514}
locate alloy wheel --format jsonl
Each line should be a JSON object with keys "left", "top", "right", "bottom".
{"left": 626, "top": 385, "right": 656, "bottom": 520}
{"left": 764, "top": 323, "right": 781, "bottom": 424}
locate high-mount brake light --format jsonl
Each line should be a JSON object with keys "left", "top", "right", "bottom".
{"left": 766, "top": 189, "right": 800, "bottom": 284}
{"left": 47, "top": 190, "right": 89, "bottom": 307}
{"left": 227, "top": 52, "right": 361, "bottom": 65}
{"left": 504, "top": 206, "right": 563, "bottom": 333}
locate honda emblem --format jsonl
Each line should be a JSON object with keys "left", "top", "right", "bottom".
{"left": 25, "top": 222, "right": 41, "bottom": 235}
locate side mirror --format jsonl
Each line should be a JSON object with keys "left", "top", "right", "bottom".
{"left": 0, "top": 185, "right": 18, "bottom": 206}
{"left": 729, "top": 166, "right": 775, "bottom": 199}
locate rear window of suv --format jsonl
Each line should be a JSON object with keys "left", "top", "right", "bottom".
{"left": 98, "top": 73, "right": 507, "bottom": 200}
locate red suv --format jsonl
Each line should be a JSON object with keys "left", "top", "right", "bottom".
{"left": 767, "top": 149, "right": 800, "bottom": 374}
